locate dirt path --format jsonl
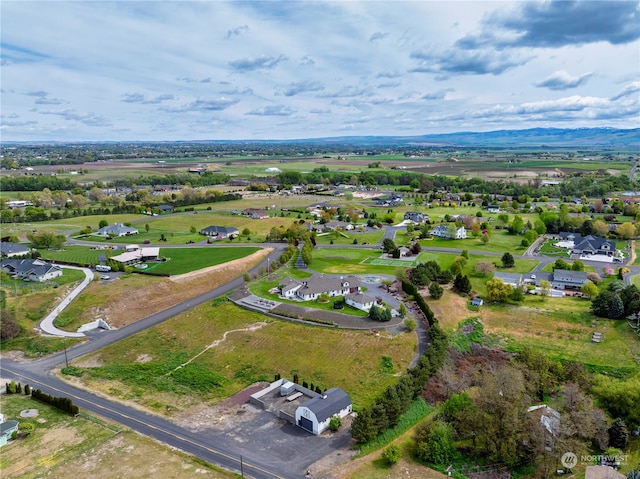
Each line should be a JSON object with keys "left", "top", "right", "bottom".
{"left": 165, "top": 322, "right": 269, "bottom": 375}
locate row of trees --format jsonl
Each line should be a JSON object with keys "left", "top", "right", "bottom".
{"left": 350, "top": 322, "right": 448, "bottom": 443}
{"left": 31, "top": 389, "right": 80, "bottom": 416}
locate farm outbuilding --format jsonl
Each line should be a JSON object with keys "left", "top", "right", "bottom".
{"left": 295, "top": 388, "right": 352, "bottom": 435}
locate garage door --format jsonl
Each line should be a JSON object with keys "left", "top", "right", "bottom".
{"left": 298, "top": 416, "right": 314, "bottom": 433}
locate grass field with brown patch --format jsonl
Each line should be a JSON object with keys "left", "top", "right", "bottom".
{"left": 428, "top": 290, "right": 640, "bottom": 372}
{"left": 65, "top": 301, "right": 416, "bottom": 415}
{"left": 54, "top": 249, "right": 269, "bottom": 331}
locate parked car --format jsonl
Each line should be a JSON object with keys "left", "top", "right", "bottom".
{"left": 100, "top": 275, "right": 110, "bottom": 280}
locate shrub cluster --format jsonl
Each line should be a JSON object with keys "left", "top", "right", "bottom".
{"left": 279, "top": 244, "right": 296, "bottom": 264}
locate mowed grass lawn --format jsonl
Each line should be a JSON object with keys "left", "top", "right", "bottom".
{"left": 68, "top": 302, "right": 416, "bottom": 414}
{"left": 39, "top": 245, "right": 260, "bottom": 275}
{"left": 430, "top": 291, "right": 640, "bottom": 374}
{"left": 147, "top": 246, "right": 260, "bottom": 275}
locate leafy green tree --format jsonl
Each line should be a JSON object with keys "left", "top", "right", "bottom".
{"left": 539, "top": 279, "right": 552, "bottom": 297}
{"left": 501, "top": 252, "right": 515, "bottom": 268}
{"left": 580, "top": 281, "right": 598, "bottom": 299}
{"left": 453, "top": 274, "right": 472, "bottom": 294}
{"left": 329, "top": 415, "right": 342, "bottom": 432}
{"left": 509, "top": 215, "right": 524, "bottom": 235}
{"left": 591, "top": 290, "right": 614, "bottom": 317}
{"left": 486, "top": 278, "right": 513, "bottom": 302}
{"left": 403, "top": 317, "right": 416, "bottom": 331}
{"left": 98, "top": 219, "right": 108, "bottom": 228}
{"left": 592, "top": 373, "right": 640, "bottom": 429}
{"left": 399, "top": 303, "right": 407, "bottom": 318}
{"left": 608, "top": 418, "right": 629, "bottom": 449}
{"left": 26, "top": 230, "right": 65, "bottom": 249}
{"left": 382, "top": 238, "right": 396, "bottom": 253}
{"left": 415, "top": 420, "right": 457, "bottom": 465}
{"left": 511, "top": 286, "right": 525, "bottom": 302}
{"left": 19, "top": 422, "right": 35, "bottom": 437}
{"left": 610, "top": 294, "right": 625, "bottom": 319}
{"left": 429, "top": 282, "right": 443, "bottom": 299}
{"left": 571, "top": 259, "right": 585, "bottom": 271}
{"left": 381, "top": 444, "right": 401, "bottom": 465}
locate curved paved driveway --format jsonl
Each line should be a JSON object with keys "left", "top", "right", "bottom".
{"left": 39, "top": 265, "right": 93, "bottom": 338}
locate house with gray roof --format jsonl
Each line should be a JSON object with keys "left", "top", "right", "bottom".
{"left": 551, "top": 269, "right": 589, "bottom": 290}
{"left": 345, "top": 292, "right": 376, "bottom": 311}
{"left": 199, "top": 225, "right": 239, "bottom": 240}
{"left": 431, "top": 225, "right": 467, "bottom": 239}
{"left": 278, "top": 275, "right": 362, "bottom": 301}
{"left": 493, "top": 272, "right": 527, "bottom": 288}
{"left": 97, "top": 223, "right": 138, "bottom": 237}
{"left": 558, "top": 233, "right": 616, "bottom": 257}
{"left": 0, "top": 258, "right": 62, "bottom": 282}
{"left": 295, "top": 388, "right": 352, "bottom": 435}
{"left": 0, "top": 242, "right": 30, "bottom": 258}
{"left": 0, "top": 420, "right": 19, "bottom": 447}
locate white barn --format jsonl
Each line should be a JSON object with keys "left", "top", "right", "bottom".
{"left": 295, "top": 388, "right": 352, "bottom": 435}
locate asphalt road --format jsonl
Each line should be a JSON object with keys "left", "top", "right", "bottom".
{"left": 1, "top": 361, "right": 284, "bottom": 479}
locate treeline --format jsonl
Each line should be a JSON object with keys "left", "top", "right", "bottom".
{"left": 112, "top": 172, "right": 230, "bottom": 188}
{"left": 350, "top": 322, "right": 448, "bottom": 443}
{"left": 1, "top": 175, "right": 78, "bottom": 192}
{"left": 350, "top": 279, "right": 447, "bottom": 443}
{"left": 281, "top": 168, "right": 632, "bottom": 199}
{"left": 4, "top": 381, "right": 79, "bottom": 416}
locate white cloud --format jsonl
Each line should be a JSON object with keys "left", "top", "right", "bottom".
{"left": 0, "top": 1, "right": 637, "bottom": 140}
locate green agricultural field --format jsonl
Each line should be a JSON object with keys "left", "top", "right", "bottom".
{"left": 66, "top": 301, "right": 416, "bottom": 412}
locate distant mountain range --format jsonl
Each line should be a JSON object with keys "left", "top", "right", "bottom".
{"left": 4, "top": 127, "right": 639, "bottom": 148}
{"left": 300, "top": 128, "right": 639, "bottom": 148}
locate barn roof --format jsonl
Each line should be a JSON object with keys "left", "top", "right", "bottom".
{"left": 303, "top": 388, "right": 351, "bottom": 422}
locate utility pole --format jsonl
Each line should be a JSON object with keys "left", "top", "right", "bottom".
{"left": 62, "top": 338, "right": 69, "bottom": 369}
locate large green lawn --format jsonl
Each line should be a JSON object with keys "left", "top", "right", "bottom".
{"left": 145, "top": 247, "right": 260, "bottom": 275}
{"left": 39, "top": 245, "right": 261, "bottom": 275}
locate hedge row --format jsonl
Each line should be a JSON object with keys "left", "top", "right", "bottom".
{"left": 30, "top": 388, "right": 79, "bottom": 416}
{"left": 401, "top": 279, "right": 436, "bottom": 325}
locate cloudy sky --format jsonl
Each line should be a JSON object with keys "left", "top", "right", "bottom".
{"left": 1, "top": 1, "right": 639, "bottom": 141}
